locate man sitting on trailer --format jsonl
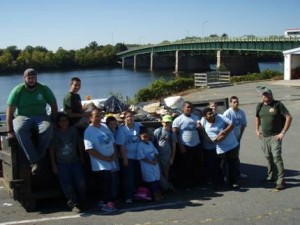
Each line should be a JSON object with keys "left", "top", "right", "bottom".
{"left": 6, "top": 68, "right": 57, "bottom": 175}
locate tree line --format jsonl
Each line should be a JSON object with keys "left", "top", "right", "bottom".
{"left": 1, "top": 34, "right": 284, "bottom": 75}
{"left": 0, "top": 42, "right": 128, "bottom": 75}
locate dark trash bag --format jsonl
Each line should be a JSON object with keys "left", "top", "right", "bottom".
{"left": 103, "top": 96, "right": 128, "bottom": 113}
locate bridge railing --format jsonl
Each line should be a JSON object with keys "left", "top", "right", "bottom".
{"left": 194, "top": 71, "right": 231, "bottom": 87}
{"left": 117, "top": 37, "right": 300, "bottom": 55}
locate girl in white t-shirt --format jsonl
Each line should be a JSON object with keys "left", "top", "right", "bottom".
{"left": 137, "top": 128, "right": 162, "bottom": 201}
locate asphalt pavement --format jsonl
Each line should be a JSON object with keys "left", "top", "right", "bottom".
{"left": 0, "top": 80, "right": 300, "bottom": 225}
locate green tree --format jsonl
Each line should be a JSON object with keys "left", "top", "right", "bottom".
{"left": 113, "top": 43, "right": 127, "bottom": 53}
{"left": 160, "top": 40, "right": 171, "bottom": 44}
{"left": 86, "top": 41, "right": 99, "bottom": 51}
{"left": 16, "top": 50, "right": 32, "bottom": 69}
{"left": 74, "top": 49, "right": 86, "bottom": 67}
{"left": 0, "top": 51, "right": 14, "bottom": 72}
{"left": 54, "top": 47, "right": 76, "bottom": 69}
{"left": 24, "top": 45, "right": 34, "bottom": 53}
{"left": 5, "top": 46, "right": 20, "bottom": 60}
{"left": 34, "top": 46, "right": 49, "bottom": 53}
{"left": 221, "top": 33, "right": 228, "bottom": 38}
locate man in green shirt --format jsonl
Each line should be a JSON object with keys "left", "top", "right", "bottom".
{"left": 255, "top": 86, "right": 292, "bottom": 190}
{"left": 6, "top": 68, "right": 58, "bottom": 175}
{"left": 63, "top": 77, "right": 95, "bottom": 128}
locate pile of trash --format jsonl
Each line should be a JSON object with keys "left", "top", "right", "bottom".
{"left": 103, "top": 96, "right": 129, "bottom": 113}
{"left": 130, "top": 96, "right": 185, "bottom": 122}
{"left": 99, "top": 95, "right": 186, "bottom": 122}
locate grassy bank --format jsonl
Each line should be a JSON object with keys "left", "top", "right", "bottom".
{"left": 134, "top": 70, "right": 283, "bottom": 102}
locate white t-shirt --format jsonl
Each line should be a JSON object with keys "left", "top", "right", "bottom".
{"left": 84, "top": 123, "right": 117, "bottom": 171}
{"left": 172, "top": 113, "right": 200, "bottom": 147}
{"left": 137, "top": 141, "right": 160, "bottom": 182}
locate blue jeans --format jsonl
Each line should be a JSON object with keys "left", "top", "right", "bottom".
{"left": 57, "top": 161, "right": 86, "bottom": 205}
{"left": 121, "top": 159, "right": 141, "bottom": 199}
{"left": 13, "top": 115, "right": 53, "bottom": 163}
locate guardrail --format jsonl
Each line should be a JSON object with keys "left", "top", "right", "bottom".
{"left": 194, "top": 71, "right": 231, "bottom": 88}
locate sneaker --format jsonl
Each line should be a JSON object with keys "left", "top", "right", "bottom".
{"left": 98, "top": 201, "right": 105, "bottom": 207}
{"left": 275, "top": 183, "right": 285, "bottom": 191}
{"left": 71, "top": 205, "right": 82, "bottom": 213}
{"left": 230, "top": 183, "right": 240, "bottom": 190}
{"left": 239, "top": 173, "right": 248, "bottom": 178}
{"left": 31, "top": 163, "right": 43, "bottom": 175}
{"left": 101, "top": 202, "right": 117, "bottom": 212}
{"left": 125, "top": 198, "right": 133, "bottom": 204}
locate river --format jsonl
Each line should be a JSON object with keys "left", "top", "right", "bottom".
{"left": 0, "top": 68, "right": 177, "bottom": 113}
{"left": 0, "top": 62, "right": 283, "bottom": 113}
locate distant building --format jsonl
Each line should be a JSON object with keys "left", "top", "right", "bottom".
{"left": 284, "top": 28, "right": 300, "bottom": 37}
{"left": 283, "top": 47, "right": 300, "bottom": 80}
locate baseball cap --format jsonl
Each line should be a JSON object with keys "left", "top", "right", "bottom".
{"left": 24, "top": 68, "right": 37, "bottom": 77}
{"left": 162, "top": 115, "right": 173, "bottom": 123}
{"left": 256, "top": 86, "right": 272, "bottom": 95}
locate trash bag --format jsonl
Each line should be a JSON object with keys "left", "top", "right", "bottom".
{"left": 103, "top": 96, "right": 128, "bottom": 113}
{"left": 163, "top": 96, "right": 185, "bottom": 110}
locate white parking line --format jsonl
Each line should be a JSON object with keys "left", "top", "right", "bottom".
{"left": 0, "top": 215, "right": 81, "bottom": 225}
{"left": 0, "top": 201, "right": 180, "bottom": 225}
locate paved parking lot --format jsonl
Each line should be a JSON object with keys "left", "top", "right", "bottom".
{"left": 0, "top": 80, "right": 300, "bottom": 225}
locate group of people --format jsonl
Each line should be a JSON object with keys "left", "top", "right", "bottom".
{"left": 5, "top": 68, "right": 292, "bottom": 214}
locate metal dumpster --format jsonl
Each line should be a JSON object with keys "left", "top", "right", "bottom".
{"left": 191, "top": 97, "right": 229, "bottom": 114}
{"left": 0, "top": 126, "right": 62, "bottom": 211}
{"left": 0, "top": 98, "right": 229, "bottom": 211}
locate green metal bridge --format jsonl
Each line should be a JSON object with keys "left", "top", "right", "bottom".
{"left": 117, "top": 37, "right": 300, "bottom": 75}
{"left": 117, "top": 37, "right": 300, "bottom": 57}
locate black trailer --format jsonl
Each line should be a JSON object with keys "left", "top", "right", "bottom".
{"left": 0, "top": 126, "right": 62, "bottom": 211}
{"left": 0, "top": 98, "right": 228, "bottom": 211}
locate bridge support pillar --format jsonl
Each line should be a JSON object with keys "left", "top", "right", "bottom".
{"left": 150, "top": 52, "right": 153, "bottom": 71}
{"left": 134, "top": 55, "right": 137, "bottom": 70}
{"left": 217, "top": 50, "right": 222, "bottom": 69}
{"left": 175, "top": 50, "right": 179, "bottom": 72}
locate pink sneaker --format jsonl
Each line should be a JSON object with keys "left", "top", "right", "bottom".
{"left": 101, "top": 202, "right": 117, "bottom": 212}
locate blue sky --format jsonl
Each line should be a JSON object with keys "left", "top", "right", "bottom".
{"left": 1, "top": 0, "right": 299, "bottom": 51}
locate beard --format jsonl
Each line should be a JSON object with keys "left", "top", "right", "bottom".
{"left": 25, "top": 83, "right": 37, "bottom": 90}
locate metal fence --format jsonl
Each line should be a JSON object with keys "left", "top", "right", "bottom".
{"left": 194, "top": 71, "right": 231, "bottom": 87}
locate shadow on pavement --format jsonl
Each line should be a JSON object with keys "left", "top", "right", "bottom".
{"left": 22, "top": 162, "right": 300, "bottom": 216}
{"left": 239, "top": 163, "right": 300, "bottom": 190}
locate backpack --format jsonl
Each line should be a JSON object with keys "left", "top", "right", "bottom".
{"left": 256, "top": 100, "right": 286, "bottom": 130}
